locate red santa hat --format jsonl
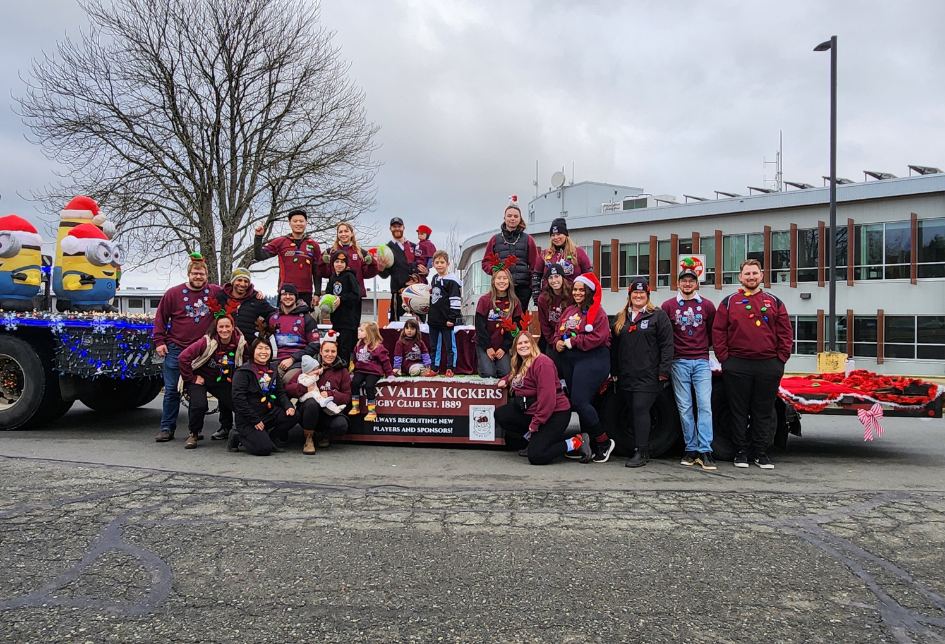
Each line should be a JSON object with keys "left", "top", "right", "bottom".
{"left": 61, "top": 196, "right": 115, "bottom": 238}
{"left": 61, "top": 222, "right": 109, "bottom": 255}
{"left": 573, "top": 272, "right": 602, "bottom": 332}
{"left": 0, "top": 215, "right": 43, "bottom": 248}
{"left": 321, "top": 329, "right": 340, "bottom": 344}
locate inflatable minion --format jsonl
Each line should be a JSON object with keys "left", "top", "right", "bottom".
{"left": 53, "top": 196, "right": 116, "bottom": 309}
{"left": 0, "top": 215, "right": 43, "bottom": 311}
{"left": 56, "top": 223, "right": 124, "bottom": 312}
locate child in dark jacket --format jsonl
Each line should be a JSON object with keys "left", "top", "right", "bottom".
{"left": 348, "top": 321, "right": 393, "bottom": 421}
{"left": 427, "top": 250, "right": 463, "bottom": 376}
{"left": 324, "top": 249, "right": 363, "bottom": 365}
{"left": 393, "top": 318, "right": 433, "bottom": 376}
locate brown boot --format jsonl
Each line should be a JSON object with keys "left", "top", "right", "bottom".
{"left": 317, "top": 433, "right": 330, "bottom": 448}
{"left": 302, "top": 430, "right": 316, "bottom": 455}
{"left": 184, "top": 434, "right": 198, "bottom": 449}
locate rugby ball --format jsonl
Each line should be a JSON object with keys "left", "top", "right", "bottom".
{"left": 319, "top": 294, "right": 340, "bottom": 315}
{"left": 402, "top": 283, "right": 431, "bottom": 315}
{"left": 376, "top": 244, "right": 395, "bottom": 267}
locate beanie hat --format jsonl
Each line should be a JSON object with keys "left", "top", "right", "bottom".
{"left": 321, "top": 329, "right": 339, "bottom": 344}
{"left": 628, "top": 276, "right": 650, "bottom": 293}
{"left": 279, "top": 283, "right": 298, "bottom": 297}
{"left": 573, "top": 272, "right": 602, "bottom": 332}
{"left": 549, "top": 218, "right": 569, "bottom": 237}
{"left": 288, "top": 209, "right": 307, "bottom": 221}
{"left": 231, "top": 267, "right": 251, "bottom": 282}
{"left": 301, "top": 354, "right": 318, "bottom": 374}
{"left": 330, "top": 249, "right": 349, "bottom": 265}
{"left": 417, "top": 225, "right": 432, "bottom": 236}
{"left": 544, "top": 263, "right": 566, "bottom": 279}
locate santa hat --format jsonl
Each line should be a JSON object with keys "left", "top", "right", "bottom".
{"left": 61, "top": 222, "right": 108, "bottom": 255}
{"left": 0, "top": 215, "right": 43, "bottom": 248}
{"left": 60, "top": 196, "right": 115, "bottom": 239}
{"left": 506, "top": 195, "right": 521, "bottom": 211}
{"left": 573, "top": 272, "right": 602, "bottom": 332}
{"left": 321, "top": 329, "right": 340, "bottom": 344}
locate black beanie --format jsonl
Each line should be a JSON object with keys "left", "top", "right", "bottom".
{"left": 545, "top": 263, "right": 566, "bottom": 279}
{"left": 550, "top": 218, "right": 569, "bottom": 237}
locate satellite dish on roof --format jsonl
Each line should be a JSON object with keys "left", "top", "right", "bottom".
{"left": 551, "top": 171, "right": 566, "bottom": 189}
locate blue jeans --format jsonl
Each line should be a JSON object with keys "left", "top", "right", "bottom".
{"left": 160, "top": 343, "right": 183, "bottom": 433}
{"left": 671, "top": 359, "right": 713, "bottom": 452}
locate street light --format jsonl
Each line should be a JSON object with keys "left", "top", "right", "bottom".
{"left": 815, "top": 35, "right": 838, "bottom": 353}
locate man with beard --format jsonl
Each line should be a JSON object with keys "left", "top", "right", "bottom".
{"left": 378, "top": 217, "right": 427, "bottom": 321}
{"left": 712, "top": 259, "right": 793, "bottom": 470}
{"left": 216, "top": 267, "right": 276, "bottom": 343}
{"left": 268, "top": 284, "right": 321, "bottom": 372}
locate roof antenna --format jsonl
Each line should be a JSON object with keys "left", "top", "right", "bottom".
{"left": 763, "top": 130, "right": 783, "bottom": 192}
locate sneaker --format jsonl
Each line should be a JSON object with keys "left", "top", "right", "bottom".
{"left": 564, "top": 449, "right": 582, "bottom": 460}
{"left": 734, "top": 451, "right": 749, "bottom": 468}
{"left": 348, "top": 406, "right": 361, "bottom": 416}
{"left": 184, "top": 434, "right": 198, "bottom": 449}
{"left": 210, "top": 428, "right": 229, "bottom": 441}
{"left": 680, "top": 451, "right": 698, "bottom": 466}
{"left": 155, "top": 430, "right": 174, "bottom": 442}
{"left": 420, "top": 368, "right": 437, "bottom": 377}
{"left": 445, "top": 369, "right": 454, "bottom": 378}
{"left": 227, "top": 429, "right": 240, "bottom": 453}
{"left": 697, "top": 452, "right": 717, "bottom": 470}
{"left": 592, "top": 438, "right": 615, "bottom": 464}
{"left": 575, "top": 433, "right": 593, "bottom": 464}
{"left": 754, "top": 454, "right": 775, "bottom": 469}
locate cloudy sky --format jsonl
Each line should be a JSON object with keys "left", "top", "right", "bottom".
{"left": 2, "top": 0, "right": 944, "bottom": 291}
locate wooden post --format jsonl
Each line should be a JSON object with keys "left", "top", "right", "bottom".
{"left": 817, "top": 309, "right": 825, "bottom": 354}
{"left": 763, "top": 225, "right": 772, "bottom": 289}
{"left": 714, "top": 230, "right": 723, "bottom": 290}
{"left": 649, "top": 235, "right": 658, "bottom": 291}
{"left": 692, "top": 232, "right": 700, "bottom": 254}
{"left": 790, "top": 223, "right": 798, "bottom": 288}
{"left": 670, "top": 233, "right": 679, "bottom": 291}
{"left": 911, "top": 212, "right": 918, "bottom": 285}
{"left": 592, "top": 240, "right": 601, "bottom": 280}
{"left": 817, "top": 220, "right": 826, "bottom": 287}
{"left": 877, "top": 309, "right": 884, "bottom": 365}
{"left": 846, "top": 309, "right": 854, "bottom": 357}
{"left": 611, "top": 238, "right": 619, "bottom": 292}
{"left": 847, "top": 218, "right": 855, "bottom": 286}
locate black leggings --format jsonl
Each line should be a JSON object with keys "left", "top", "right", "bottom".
{"left": 619, "top": 389, "right": 659, "bottom": 449}
{"left": 185, "top": 381, "right": 233, "bottom": 434}
{"left": 514, "top": 284, "right": 532, "bottom": 311}
{"left": 336, "top": 328, "right": 357, "bottom": 367}
{"left": 350, "top": 372, "right": 381, "bottom": 400}
{"left": 236, "top": 412, "right": 297, "bottom": 456}
{"left": 561, "top": 346, "right": 610, "bottom": 434}
{"left": 296, "top": 399, "right": 349, "bottom": 436}
{"left": 495, "top": 403, "right": 572, "bottom": 465}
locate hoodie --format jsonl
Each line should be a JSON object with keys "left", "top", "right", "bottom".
{"left": 284, "top": 354, "right": 352, "bottom": 407}
{"left": 178, "top": 326, "right": 249, "bottom": 385}
{"left": 352, "top": 341, "right": 393, "bottom": 377}
{"left": 427, "top": 272, "right": 463, "bottom": 328}
{"left": 324, "top": 267, "right": 362, "bottom": 330}
{"left": 231, "top": 361, "right": 293, "bottom": 430}
{"left": 268, "top": 301, "right": 320, "bottom": 361}
{"left": 217, "top": 282, "right": 277, "bottom": 342}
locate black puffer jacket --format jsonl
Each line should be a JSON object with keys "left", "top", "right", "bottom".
{"left": 610, "top": 306, "right": 674, "bottom": 393}
{"left": 231, "top": 361, "right": 293, "bottom": 431}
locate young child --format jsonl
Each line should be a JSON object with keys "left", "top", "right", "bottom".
{"left": 415, "top": 225, "right": 436, "bottom": 271}
{"left": 475, "top": 267, "right": 522, "bottom": 379}
{"left": 324, "top": 249, "right": 362, "bottom": 365}
{"left": 427, "top": 250, "right": 463, "bottom": 376}
{"left": 348, "top": 321, "right": 393, "bottom": 421}
{"left": 393, "top": 318, "right": 434, "bottom": 376}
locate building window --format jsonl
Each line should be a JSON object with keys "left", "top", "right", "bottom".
{"left": 853, "top": 221, "right": 912, "bottom": 281}
{"left": 880, "top": 315, "right": 945, "bottom": 361}
{"left": 679, "top": 238, "right": 693, "bottom": 256}
{"left": 884, "top": 315, "right": 915, "bottom": 359}
{"left": 884, "top": 221, "right": 911, "bottom": 279}
{"left": 127, "top": 298, "right": 144, "bottom": 311}
{"left": 918, "top": 218, "right": 945, "bottom": 278}
{"left": 853, "top": 223, "right": 884, "bottom": 280}
{"left": 600, "top": 245, "right": 612, "bottom": 289}
{"left": 917, "top": 316, "right": 945, "bottom": 360}
{"left": 722, "top": 234, "right": 745, "bottom": 284}
{"left": 853, "top": 316, "right": 878, "bottom": 358}
{"left": 796, "top": 228, "right": 819, "bottom": 282}
{"left": 792, "top": 315, "right": 818, "bottom": 355}
{"left": 657, "top": 240, "right": 671, "bottom": 287}
{"left": 702, "top": 238, "right": 715, "bottom": 285}
{"left": 823, "top": 226, "right": 849, "bottom": 281}
{"left": 467, "top": 260, "right": 490, "bottom": 297}
{"left": 618, "top": 243, "right": 650, "bottom": 288}
{"left": 149, "top": 298, "right": 162, "bottom": 310}
{"left": 770, "top": 231, "right": 791, "bottom": 284}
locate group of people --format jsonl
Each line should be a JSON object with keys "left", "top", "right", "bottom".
{"left": 480, "top": 198, "right": 793, "bottom": 469}
{"left": 151, "top": 201, "right": 794, "bottom": 469}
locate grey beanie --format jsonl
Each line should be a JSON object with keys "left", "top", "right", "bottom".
{"left": 301, "top": 354, "right": 318, "bottom": 373}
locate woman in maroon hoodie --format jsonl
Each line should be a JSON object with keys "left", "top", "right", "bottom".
{"left": 495, "top": 332, "right": 591, "bottom": 465}
{"left": 553, "top": 272, "right": 615, "bottom": 464}
{"left": 284, "top": 332, "right": 352, "bottom": 455}
{"left": 178, "top": 315, "right": 249, "bottom": 448}
{"left": 347, "top": 321, "right": 393, "bottom": 421}
{"left": 536, "top": 263, "right": 571, "bottom": 376}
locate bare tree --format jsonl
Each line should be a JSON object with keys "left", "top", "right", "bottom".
{"left": 443, "top": 224, "right": 463, "bottom": 278}
{"left": 17, "top": 0, "right": 379, "bottom": 284}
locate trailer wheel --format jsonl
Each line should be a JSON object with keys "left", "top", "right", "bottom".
{"left": 596, "top": 385, "right": 681, "bottom": 458}
{"left": 0, "top": 335, "right": 51, "bottom": 430}
{"left": 80, "top": 377, "right": 151, "bottom": 412}
{"left": 136, "top": 378, "right": 164, "bottom": 407}
{"left": 710, "top": 377, "right": 737, "bottom": 460}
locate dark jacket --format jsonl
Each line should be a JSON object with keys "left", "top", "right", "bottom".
{"left": 611, "top": 306, "right": 674, "bottom": 393}
{"left": 216, "top": 282, "right": 277, "bottom": 343}
{"left": 231, "top": 361, "right": 293, "bottom": 430}
{"left": 325, "top": 268, "right": 362, "bottom": 330}
{"left": 428, "top": 272, "right": 463, "bottom": 327}
{"left": 378, "top": 239, "right": 418, "bottom": 293}
{"left": 482, "top": 224, "right": 543, "bottom": 303}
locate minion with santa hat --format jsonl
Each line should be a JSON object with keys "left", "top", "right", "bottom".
{"left": 56, "top": 223, "right": 124, "bottom": 312}
{"left": 0, "top": 214, "right": 44, "bottom": 311}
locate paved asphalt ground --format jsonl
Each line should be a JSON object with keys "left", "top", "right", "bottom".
{"left": 1, "top": 400, "right": 944, "bottom": 643}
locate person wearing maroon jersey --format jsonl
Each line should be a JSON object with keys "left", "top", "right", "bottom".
{"left": 536, "top": 263, "right": 571, "bottom": 379}
{"left": 475, "top": 267, "right": 522, "bottom": 379}
{"left": 661, "top": 268, "right": 717, "bottom": 470}
{"left": 540, "top": 218, "right": 592, "bottom": 287}
{"left": 253, "top": 209, "right": 322, "bottom": 306}
{"left": 712, "top": 259, "right": 793, "bottom": 470}
{"left": 315, "top": 222, "right": 378, "bottom": 297}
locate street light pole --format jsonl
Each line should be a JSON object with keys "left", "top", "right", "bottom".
{"left": 815, "top": 35, "right": 838, "bottom": 352}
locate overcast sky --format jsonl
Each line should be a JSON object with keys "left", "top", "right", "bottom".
{"left": 2, "top": 0, "right": 944, "bottom": 291}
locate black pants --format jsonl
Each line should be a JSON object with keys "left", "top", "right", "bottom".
{"left": 296, "top": 399, "right": 349, "bottom": 436}
{"left": 389, "top": 291, "right": 406, "bottom": 322}
{"left": 722, "top": 356, "right": 785, "bottom": 456}
{"left": 561, "top": 346, "right": 609, "bottom": 435}
{"left": 618, "top": 389, "right": 659, "bottom": 449}
{"left": 351, "top": 372, "right": 382, "bottom": 400}
{"left": 236, "top": 412, "right": 297, "bottom": 456}
{"left": 185, "top": 381, "right": 233, "bottom": 435}
{"left": 514, "top": 284, "right": 532, "bottom": 311}
{"left": 429, "top": 326, "right": 454, "bottom": 372}
{"left": 541, "top": 342, "right": 565, "bottom": 379}
{"left": 495, "top": 403, "right": 572, "bottom": 465}
{"left": 336, "top": 328, "right": 357, "bottom": 366}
